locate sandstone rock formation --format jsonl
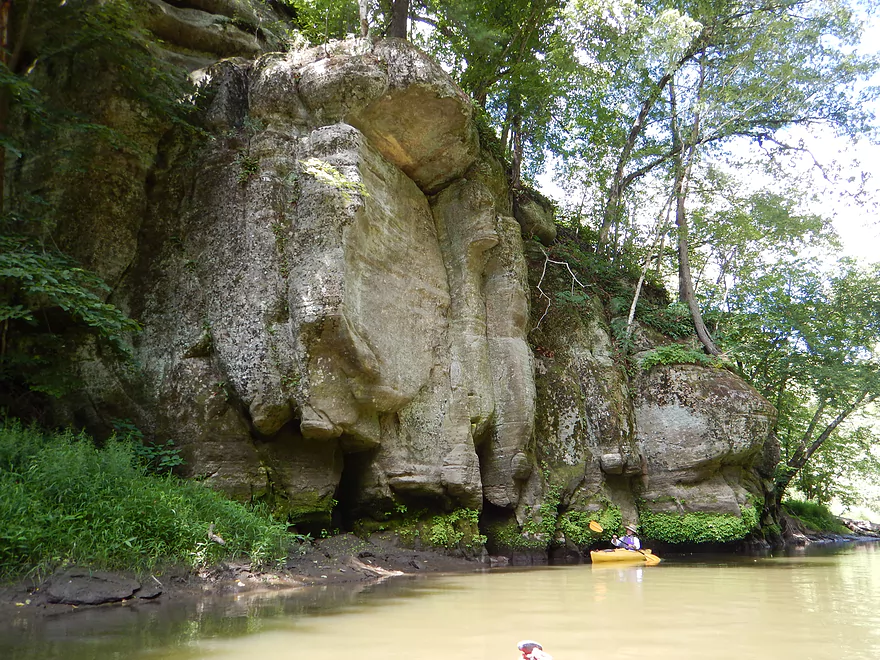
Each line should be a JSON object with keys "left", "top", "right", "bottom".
{"left": 16, "top": 2, "right": 776, "bottom": 548}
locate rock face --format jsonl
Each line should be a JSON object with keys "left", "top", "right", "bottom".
{"left": 55, "top": 37, "right": 537, "bottom": 525}
{"left": 634, "top": 365, "right": 776, "bottom": 516}
{"left": 524, "top": 243, "right": 775, "bottom": 539}
{"left": 20, "top": 10, "right": 776, "bottom": 545}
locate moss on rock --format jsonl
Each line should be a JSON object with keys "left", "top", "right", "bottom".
{"left": 638, "top": 503, "right": 760, "bottom": 544}
{"left": 485, "top": 520, "right": 548, "bottom": 553}
{"left": 558, "top": 505, "right": 622, "bottom": 546}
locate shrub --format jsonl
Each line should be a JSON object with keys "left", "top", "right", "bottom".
{"left": 427, "top": 509, "right": 486, "bottom": 550}
{"left": 484, "top": 520, "right": 547, "bottom": 552}
{"left": 558, "top": 506, "right": 623, "bottom": 546}
{"left": 640, "top": 343, "right": 721, "bottom": 370}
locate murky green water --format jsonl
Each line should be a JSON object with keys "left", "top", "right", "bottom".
{"left": 3, "top": 543, "right": 879, "bottom": 660}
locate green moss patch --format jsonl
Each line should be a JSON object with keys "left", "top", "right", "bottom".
{"left": 558, "top": 505, "right": 622, "bottom": 546}
{"left": 354, "top": 508, "right": 486, "bottom": 552}
{"left": 639, "top": 504, "right": 760, "bottom": 544}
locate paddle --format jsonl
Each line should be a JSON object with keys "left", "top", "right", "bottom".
{"left": 588, "top": 520, "right": 660, "bottom": 564}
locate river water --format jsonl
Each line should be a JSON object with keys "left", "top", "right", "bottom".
{"left": 3, "top": 543, "right": 879, "bottom": 660}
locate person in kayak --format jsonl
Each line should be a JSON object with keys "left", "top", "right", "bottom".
{"left": 611, "top": 524, "right": 641, "bottom": 550}
{"left": 518, "top": 640, "right": 552, "bottom": 660}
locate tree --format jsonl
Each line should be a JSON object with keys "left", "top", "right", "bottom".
{"left": 587, "top": 0, "right": 876, "bottom": 255}
{"left": 559, "top": 0, "right": 875, "bottom": 354}
{"left": 412, "top": 0, "right": 575, "bottom": 184}
{"left": 718, "top": 261, "right": 880, "bottom": 508}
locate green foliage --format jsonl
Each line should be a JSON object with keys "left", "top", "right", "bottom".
{"left": 281, "top": 0, "right": 360, "bottom": 44}
{"left": 0, "top": 418, "right": 301, "bottom": 581}
{"left": 354, "top": 506, "right": 486, "bottom": 551}
{"left": 717, "top": 260, "right": 880, "bottom": 504}
{"left": 427, "top": 509, "right": 486, "bottom": 550}
{"left": 0, "top": 232, "right": 140, "bottom": 345}
{"left": 473, "top": 106, "right": 508, "bottom": 163}
{"left": 794, "top": 425, "right": 880, "bottom": 508}
{"left": 639, "top": 343, "right": 721, "bottom": 371}
{"left": 637, "top": 302, "right": 695, "bottom": 339}
{"left": 533, "top": 471, "right": 563, "bottom": 539}
{"left": 0, "top": 227, "right": 141, "bottom": 398}
{"left": 558, "top": 505, "right": 622, "bottom": 546}
{"left": 110, "top": 419, "right": 184, "bottom": 475}
{"left": 236, "top": 151, "right": 260, "bottom": 184}
{"left": 554, "top": 289, "right": 591, "bottom": 309}
{"left": 543, "top": 234, "right": 678, "bottom": 342}
{"left": 484, "top": 520, "right": 547, "bottom": 552}
{"left": 783, "top": 499, "right": 850, "bottom": 535}
{"left": 638, "top": 503, "right": 760, "bottom": 544}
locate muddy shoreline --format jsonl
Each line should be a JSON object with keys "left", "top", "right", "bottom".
{"left": 0, "top": 533, "right": 489, "bottom": 621}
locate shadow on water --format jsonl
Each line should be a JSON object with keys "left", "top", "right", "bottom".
{"left": 656, "top": 538, "right": 880, "bottom": 569}
{"left": 0, "top": 576, "right": 443, "bottom": 660}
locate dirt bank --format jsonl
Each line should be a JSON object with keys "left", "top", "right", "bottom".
{"left": 0, "top": 533, "right": 494, "bottom": 620}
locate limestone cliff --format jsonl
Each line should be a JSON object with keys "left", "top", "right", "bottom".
{"left": 12, "top": 1, "right": 776, "bottom": 551}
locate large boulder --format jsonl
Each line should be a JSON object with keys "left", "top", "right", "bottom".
{"left": 514, "top": 190, "right": 557, "bottom": 245}
{"left": 633, "top": 363, "right": 776, "bottom": 514}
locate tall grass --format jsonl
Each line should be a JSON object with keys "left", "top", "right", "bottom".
{"left": 783, "top": 499, "right": 850, "bottom": 535}
{"left": 0, "top": 418, "right": 297, "bottom": 581}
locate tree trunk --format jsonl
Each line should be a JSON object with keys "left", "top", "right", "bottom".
{"left": 388, "top": 0, "right": 409, "bottom": 39}
{"left": 669, "top": 65, "right": 720, "bottom": 356}
{"left": 358, "top": 0, "right": 369, "bottom": 38}
{"left": 676, "top": 175, "right": 721, "bottom": 355}
{"left": 773, "top": 392, "right": 878, "bottom": 506}
{"left": 626, "top": 194, "right": 673, "bottom": 340}
{"left": 510, "top": 112, "right": 522, "bottom": 189}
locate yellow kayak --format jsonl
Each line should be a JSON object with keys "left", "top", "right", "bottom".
{"left": 590, "top": 548, "right": 661, "bottom": 565}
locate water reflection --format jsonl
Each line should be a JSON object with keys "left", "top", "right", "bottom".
{"left": 3, "top": 543, "right": 879, "bottom": 660}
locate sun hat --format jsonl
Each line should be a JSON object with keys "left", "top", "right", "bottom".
{"left": 625, "top": 523, "right": 637, "bottom": 532}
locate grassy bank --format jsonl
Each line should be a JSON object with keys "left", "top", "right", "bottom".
{"left": 0, "top": 419, "right": 299, "bottom": 581}
{"left": 783, "top": 499, "right": 851, "bottom": 535}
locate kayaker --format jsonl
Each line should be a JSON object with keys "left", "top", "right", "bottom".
{"left": 611, "top": 524, "right": 641, "bottom": 550}
{"left": 518, "top": 640, "right": 552, "bottom": 660}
